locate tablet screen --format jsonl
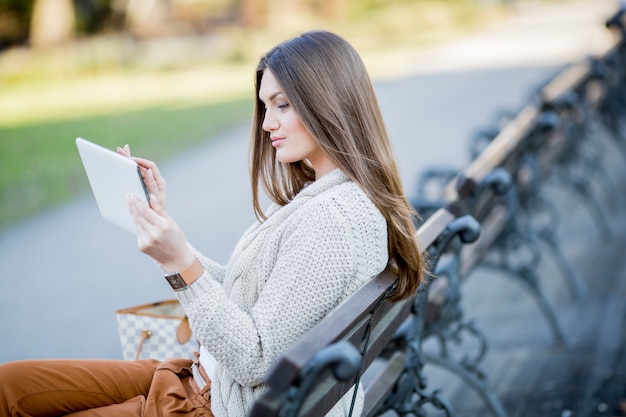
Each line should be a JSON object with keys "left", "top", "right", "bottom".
{"left": 76, "top": 137, "right": 149, "bottom": 233}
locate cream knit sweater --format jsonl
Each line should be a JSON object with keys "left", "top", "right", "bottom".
{"left": 176, "top": 169, "right": 388, "bottom": 417}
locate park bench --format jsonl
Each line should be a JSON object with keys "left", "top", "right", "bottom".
{"left": 242, "top": 7, "right": 626, "bottom": 417}
{"left": 403, "top": 9, "right": 626, "bottom": 417}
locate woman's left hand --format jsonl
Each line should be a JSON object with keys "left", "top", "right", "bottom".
{"left": 126, "top": 193, "right": 194, "bottom": 273}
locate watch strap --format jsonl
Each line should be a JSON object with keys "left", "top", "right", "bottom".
{"left": 164, "top": 258, "right": 204, "bottom": 291}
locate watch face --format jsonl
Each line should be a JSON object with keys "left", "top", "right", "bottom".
{"left": 165, "top": 274, "right": 187, "bottom": 291}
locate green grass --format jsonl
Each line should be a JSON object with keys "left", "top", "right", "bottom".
{"left": 0, "top": 96, "right": 252, "bottom": 228}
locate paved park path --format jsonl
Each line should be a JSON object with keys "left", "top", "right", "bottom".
{"left": 0, "top": 4, "right": 622, "bottom": 414}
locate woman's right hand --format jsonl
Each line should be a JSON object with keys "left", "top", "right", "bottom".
{"left": 126, "top": 193, "right": 194, "bottom": 274}
{"left": 117, "top": 144, "right": 167, "bottom": 209}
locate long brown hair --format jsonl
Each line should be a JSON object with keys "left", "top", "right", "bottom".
{"left": 249, "top": 30, "right": 423, "bottom": 301}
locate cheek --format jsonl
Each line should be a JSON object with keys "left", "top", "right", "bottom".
{"left": 281, "top": 112, "right": 321, "bottom": 155}
{"left": 291, "top": 117, "right": 316, "bottom": 145}
{"left": 285, "top": 113, "right": 307, "bottom": 134}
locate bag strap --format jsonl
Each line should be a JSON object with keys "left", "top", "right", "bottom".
{"left": 177, "top": 316, "right": 192, "bottom": 344}
{"left": 135, "top": 329, "right": 153, "bottom": 360}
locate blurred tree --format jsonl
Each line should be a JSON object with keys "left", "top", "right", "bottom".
{"left": 29, "top": 0, "right": 76, "bottom": 47}
{"left": 74, "top": 0, "right": 118, "bottom": 34}
{"left": 0, "top": 0, "right": 34, "bottom": 48}
{"left": 235, "top": 0, "right": 346, "bottom": 29}
{"left": 317, "top": 0, "right": 345, "bottom": 20}
{"left": 238, "top": 0, "right": 266, "bottom": 27}
{"left": 0, "top": 0, "right": 118, "bottom": 49}
{"left": 124, "top": 0, "right": 171, "bottom": 36}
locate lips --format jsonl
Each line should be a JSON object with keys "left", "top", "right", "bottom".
{"left": 271, "top": 136, "right": 285, "bottom": 147}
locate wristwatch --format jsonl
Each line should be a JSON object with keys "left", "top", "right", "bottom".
{"left": 164, "top": 258, "right": 204, "bottom": 292}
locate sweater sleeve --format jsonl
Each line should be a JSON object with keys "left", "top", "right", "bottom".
{"left": 176, "top": 197, "right": 359, "bottom": 386}
{"left": 190, "top": 245, "right": 227, "bottom": 285}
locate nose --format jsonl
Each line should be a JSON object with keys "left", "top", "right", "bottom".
{"left": 262, "top": 109, "right": 278, "bottom": 132}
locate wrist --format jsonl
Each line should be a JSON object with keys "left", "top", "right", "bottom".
{"left": 162, "top": 251, "right": 195, "bottom": 276}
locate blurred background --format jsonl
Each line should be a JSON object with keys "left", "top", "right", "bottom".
{"left": 1, "top": 0, "right": 617, "bottom": 365}
{"left": 1, "top": 0, "right": 547, "bottom": 230}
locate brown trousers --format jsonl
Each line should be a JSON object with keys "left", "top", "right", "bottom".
{"left": 0, "top": 357, "right": 213, "bottom": 417}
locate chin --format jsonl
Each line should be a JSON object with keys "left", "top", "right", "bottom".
{"left": 275, "top": 154, "right": 298, "bottom": 165}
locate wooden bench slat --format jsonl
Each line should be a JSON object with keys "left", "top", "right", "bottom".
{"left": 362, "top": 351, "right": 408, "bottom": 417}
{"left": 464, "top": 104, "right": 538, "bottom": 182}
{"left": 542, "top": 60, "right": 592, "bottom": 103}
{"left": 416, "top": 208, "right": 456, "bottom": 247}
{"left": 361, "top": 301, "right": 411, "bottom": 368}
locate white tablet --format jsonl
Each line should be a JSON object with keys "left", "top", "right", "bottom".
{"left": 76, "top": 137, "right": 149, "bottom": 233}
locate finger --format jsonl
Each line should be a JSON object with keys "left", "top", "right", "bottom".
{"left": 124, "top": 144, "right": 131, "bottom": 155}
{"left": 136, "top": 166, "right": 160, "bottom": 193}
{"left": 117, "top": 146, "right": 130, "bottom": 157}
{"left": 126, "top": 194, "right": 144, "bottom": 226}
{"left": 143, "top": 168, "right": 160, "bottom": 197}
{"left": 133, "top": 212, "right": 150, "bottom": 245}
{"left": 133, "top": 157, "right": 163, "bottom": 176}
{"left": 127, "top": 193, "right": 162, "bottom": 226}
{"left": 133, "top": 157, "right": 158, "bottom": 171}
{"left": 148, "top": 193, "right": 168, "bottom": 216}
{"left": 127, "top": 194, "right": 150, "bottom": 242}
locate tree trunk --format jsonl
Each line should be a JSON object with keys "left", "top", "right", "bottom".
{"left": 29, "top": 0, "right": 76, "bottom": 47}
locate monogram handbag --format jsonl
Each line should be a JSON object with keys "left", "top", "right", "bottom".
{"left": 116, "top": 299, "right": 199, "bottom": 361}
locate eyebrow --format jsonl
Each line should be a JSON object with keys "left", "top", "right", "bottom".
{"left": 260, "top": 91, "right": 284, "bottom": 104}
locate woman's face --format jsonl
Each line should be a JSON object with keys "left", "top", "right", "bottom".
{"left": 259, "top": 69, "right": 336, "bottom": 179}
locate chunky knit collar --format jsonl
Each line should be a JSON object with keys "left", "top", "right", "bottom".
{"left": 297, "top": 168, "right": 350, "bottom": 198}
{"left": 267, "top": 168, "right": 351, "bottom": 229}
{"left": 238, "top": 169, "right": 352, "bottom": 248}
{"left": 262, "top": 169, "right": 350, "bottom": 219}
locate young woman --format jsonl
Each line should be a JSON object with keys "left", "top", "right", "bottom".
{"left": 0, "top": 30, "right": 424, "bottom": 417}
